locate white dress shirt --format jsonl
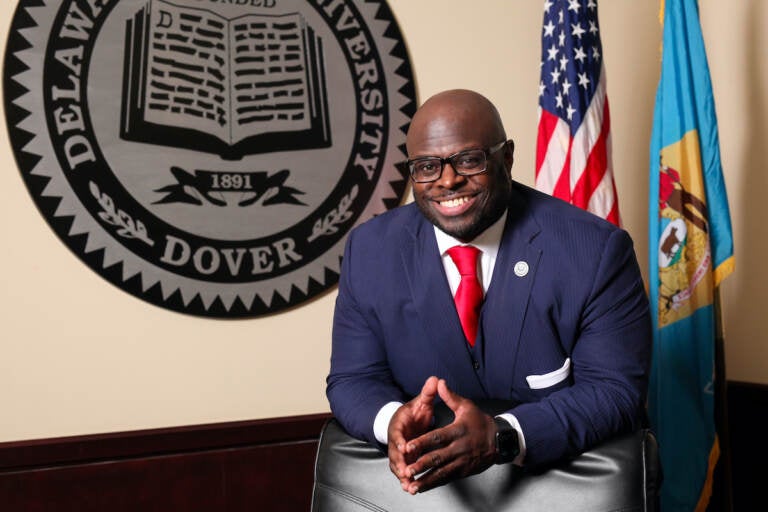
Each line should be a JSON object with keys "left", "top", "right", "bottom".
{"left": 372, "top": 212, "right": 527, "bottom": 465}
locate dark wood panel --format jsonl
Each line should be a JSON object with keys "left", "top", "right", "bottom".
{"left": 726, "top": 380, "right": 768, "bottom": 511}
{"left": 0, "top": 413, "right": 331, "bottom": 512}
{"left": 1, "top": 441, "right": 318, "bottom": 512}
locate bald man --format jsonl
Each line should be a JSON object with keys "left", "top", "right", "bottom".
{"left": 327, "top": 90, "right": 651, "bottom": 494}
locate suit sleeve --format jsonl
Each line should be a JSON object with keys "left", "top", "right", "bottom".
{"left": 511, "top": 228, "right": 652, "bottom": 467}
{"left": 326, "top": 230, "right": 407, "bottom": 446}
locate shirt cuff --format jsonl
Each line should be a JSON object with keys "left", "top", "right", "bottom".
{"left": 373, "top": 401, "right": 403, "bottom": 444}
{"left": 496, "top": 413, "right": 527, "bottom": 466}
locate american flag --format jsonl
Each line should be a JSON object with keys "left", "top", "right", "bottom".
{"left": 535, "top": 0, "right": 620, "bottom": 225}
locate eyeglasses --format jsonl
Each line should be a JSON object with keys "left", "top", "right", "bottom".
{"left": 407, "top": 140, "right": 507, "bottom": 183}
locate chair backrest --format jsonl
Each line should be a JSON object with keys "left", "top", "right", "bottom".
{"left": 312, "top": 407, "right": 660, "bottom": 512}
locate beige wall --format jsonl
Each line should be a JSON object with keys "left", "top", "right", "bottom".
{"left": 1, "top": 0, "right": 765, "bottom": 442}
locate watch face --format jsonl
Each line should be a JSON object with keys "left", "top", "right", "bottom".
{"left": 500, "top": 431, "right": 518, "bottom": 452}
{"left": 495, "top": 420, "right": 519, "bottom": 462}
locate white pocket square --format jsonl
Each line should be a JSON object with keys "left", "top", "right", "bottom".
{"left": 526, "top": 358, "right": 571, "bottom": 389}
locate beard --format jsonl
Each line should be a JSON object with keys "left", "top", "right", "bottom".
{"left": 414, "top": 186, "right": 509, "bottom": 242}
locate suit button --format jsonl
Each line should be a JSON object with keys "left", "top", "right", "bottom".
{"left": 473, "top": 361, "right": 480, "bottom": 370}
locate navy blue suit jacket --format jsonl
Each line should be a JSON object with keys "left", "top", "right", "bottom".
{"left": 327, "top": 183, "right": 651, "bottom": 467}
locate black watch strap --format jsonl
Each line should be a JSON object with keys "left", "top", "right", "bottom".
{"left": 493, "top": 417, "right": 520, "bottom": 464}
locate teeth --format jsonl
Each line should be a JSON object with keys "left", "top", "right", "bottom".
{"left": 439, "top": 197, "right": 469, "bottom": 208}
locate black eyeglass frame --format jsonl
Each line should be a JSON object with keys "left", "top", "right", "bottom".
{"left": 407, "top": 140, "right": 508, "bottom": 183}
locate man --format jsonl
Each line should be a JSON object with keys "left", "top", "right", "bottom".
{"left": 327, "top": 89, "right": 651, "bottom": 495}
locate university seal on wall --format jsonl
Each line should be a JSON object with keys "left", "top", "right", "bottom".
{"left": 4, "top": 0, "right": 415, "bottom": 317}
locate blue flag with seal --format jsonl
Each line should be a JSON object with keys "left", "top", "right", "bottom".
{"left": 648, "top": 0, "right": 735, "bottom": 510}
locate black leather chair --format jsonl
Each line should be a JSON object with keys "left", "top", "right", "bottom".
{"left": 312, "top": 403, "right": 660, "bottom": 512}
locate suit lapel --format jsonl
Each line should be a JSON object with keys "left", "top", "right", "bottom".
{"left": 400, "top": 213, "right": 487, "bottom": 397}
{"left": 481, "top": 189, "right": 542, "bottom": 397}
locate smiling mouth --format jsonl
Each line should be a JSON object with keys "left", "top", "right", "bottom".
{"left": 438, "top": 196, "right": 471, "bottom": 208}
{"left": 432, "top": 194, "right": 477, "bottom": 217}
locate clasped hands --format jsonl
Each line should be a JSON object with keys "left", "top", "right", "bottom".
{"left": 387, "top": 376, "right": 497, "bottom": 494}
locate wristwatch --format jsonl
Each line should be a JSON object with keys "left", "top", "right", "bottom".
{"left": 493, "top": 417, "right": 520, "bottom": 464}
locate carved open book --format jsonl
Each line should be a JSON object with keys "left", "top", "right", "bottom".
{"left": 121, "top": 1, "right": 330, "bottom": 160}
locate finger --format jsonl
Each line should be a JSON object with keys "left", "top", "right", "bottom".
{"left": 408, "top": 458, "right": 464, "bottom": 494}
{"left": 406, "top": 424, "right": 455, "bottom": 457}
{"left": 400, "top": 452, "right": 419, "bottom": 478}
{"left": 404, "top": 444, "right": 453, "bottom": 479}
{"left": 388, "top": 432, "right": 409, "bottom": 465}
{"left": 388, "top": 444, "right": 405, "bottom": 471}
{"left": 388, "top": 406, "right": 418, "bottom": 452}
{"left": 389, "top": 458, "right": 408, "bottom": 480}
{"left": 388, "top": 426, "right": 408, "bottom": 452}
{"left": 437, "top": 378, "right": 463, "bottom": 411}
{"left": 389, "top": 443, "right": 413, "bottom": 485}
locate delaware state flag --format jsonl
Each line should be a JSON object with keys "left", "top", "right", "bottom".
{"left": 648, "top": 0, "right": 735, "bottom": 510}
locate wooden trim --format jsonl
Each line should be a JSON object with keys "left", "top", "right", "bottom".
{"left": 0, "top": 412, "right": 331, "bottom": 471}
{"left": 0, "top": 413, "right": 332, "bottom": 512}
{"left": 727, "top": 379, "right": 768, "bottom": 398}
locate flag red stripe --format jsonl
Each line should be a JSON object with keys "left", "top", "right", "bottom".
{"left": 536, "top": 110, "right": 573, "bottom": 201}
{"left": 606, "top": 177, "right": 621, "bottom": 225}
{"left": 572, "top": 99, "right": 611, "bottom": 209}
{"left": 536, "top": 109, "right": 559, "bottom": 177}
{"left": 552, "top": 142, "right": 573, "bottom": 202}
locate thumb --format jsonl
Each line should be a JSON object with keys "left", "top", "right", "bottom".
{"left": 413, "top": 376, "right": 439, "bottom": 407}
{"left": 437, "top": 378, "right": 462, "bottom": 411}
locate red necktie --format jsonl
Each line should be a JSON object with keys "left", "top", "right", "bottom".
{"left": 447, "top": 245, "right": 483, "bottom": 347}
